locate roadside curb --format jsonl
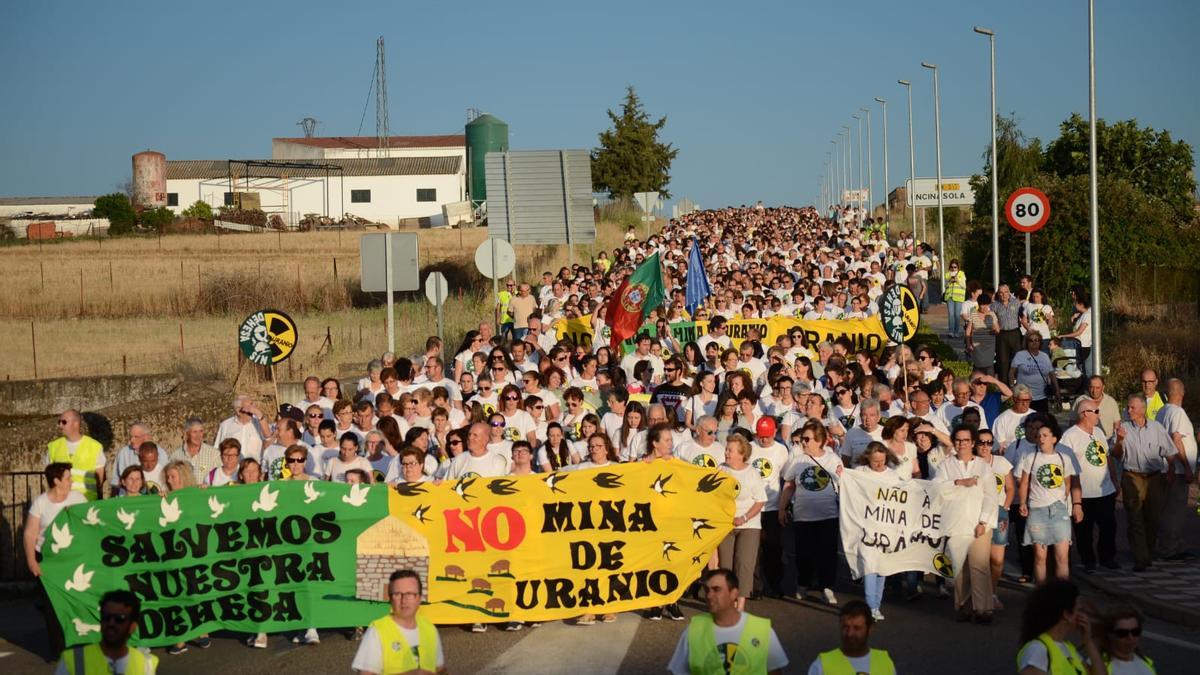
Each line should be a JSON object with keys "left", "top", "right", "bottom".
{"left": 1074, "top": 570, "right": 1200, "bottom": 628}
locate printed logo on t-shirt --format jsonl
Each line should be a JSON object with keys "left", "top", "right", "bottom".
{"left": 1015, "top": 426, "right": 1026, "bottom": 441}
{"left": 372, "top": 469, "right": 387, "bottom": 484}
{"left": 751, "top": 457, "right": 774, "bottom": 479}
{"left": 715, "top": 642, "right": 750, "bottom": 673}
{"left": 839, "top": 414, "right": 856, "bottom": 430}
{"left": 504, "top": 426, "right": 522, "bottom": 442}
{"left": 1035, "top": 463, "right": 1064, "bottom": 489}
{"left": 692, "top": 454, "right": 718, "bottom": 469}
{"left": 933, "top": 552, "right": 956, "bottom": 578}
{"left": 1084, "top": 440, "right": 1107, "bottom": 467}
{"left": 798, "top": 465, "right": 831, "bottom": 492}
{"left": 994, "top": 473, "right": 1005, "bottom": 495}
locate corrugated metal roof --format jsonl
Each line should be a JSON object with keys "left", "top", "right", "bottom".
{"left": 273, "top": 134, "right": 464, "bottom": 149}
{"left": 0, "top": 196, "right": 98, "bottom": 205}
{"left": 166, "top": 157, "right": 462, "bottom": 180}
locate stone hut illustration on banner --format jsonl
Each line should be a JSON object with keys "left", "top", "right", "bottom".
{"left": 355, "top": 513, "right": 431, "bottom": 602}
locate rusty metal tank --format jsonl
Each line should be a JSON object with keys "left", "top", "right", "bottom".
{"left": 132, "top": 150, "right": 167, "bottom": 209}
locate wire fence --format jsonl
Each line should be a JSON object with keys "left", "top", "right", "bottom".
{"left": 0, "top": 471, "right": 44, "bottom": 582}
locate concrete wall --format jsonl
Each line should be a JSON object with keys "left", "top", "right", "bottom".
{"left": 6, "top": 218, "right": 110, "bottom": 238}
{"left": 1, "top": 375, "right": 182, "bottom": 416}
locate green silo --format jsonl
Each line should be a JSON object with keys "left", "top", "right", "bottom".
{"left": 466, "top": 114, "right": 509, "bottom": 203}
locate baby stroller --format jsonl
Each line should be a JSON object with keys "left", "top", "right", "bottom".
{"left": 1052, "top": 337, "right": 1086, "bottom": 398}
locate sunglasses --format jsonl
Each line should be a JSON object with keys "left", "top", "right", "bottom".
{"left": 307, "top": 413, "right": 323, "bottom": 418}
{"left": 504, "top": 395, "right": 520, "bottom": 401}
{"left": 1081, "top": 409, "right": 1099, "bottom": 415}
{"left": 101, "top": 612, "right": 131, "bottom": 624}
{"left": 1112, "top": 627, "right": 1142, "bottom": 638}
{"left": 448, "top": 439, "right": 463, "bottom": 445}
{"left": 490, "top": 421, "right": 505, "bottom": 428}
{"left": 977, "top": 440, "right": 994, "bottom": 446}
{"left": 286, "top": 458, "right": 306, "bottom": 464}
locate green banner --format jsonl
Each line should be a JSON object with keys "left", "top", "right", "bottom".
{"left": 42, "top": 482, "right": 389, "bottom": 648}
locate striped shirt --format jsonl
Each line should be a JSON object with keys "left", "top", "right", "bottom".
{"left": 992, "top": 296, "right": 1022, "bottom": 331}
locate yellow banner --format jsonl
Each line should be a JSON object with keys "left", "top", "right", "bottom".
{"left": 555, "top": 314, "right": 889, "bottom": 354}
{"left": 365, "top": 461, "right": 735, "bottom": 623}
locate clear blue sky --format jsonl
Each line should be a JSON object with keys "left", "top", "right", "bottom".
{"left": 2, "top": 0, "right": 1197, "bottom": 208}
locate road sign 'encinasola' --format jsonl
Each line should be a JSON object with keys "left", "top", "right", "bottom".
{"left": 238, "top": 309, "right": 297, "bottom": 365}
{"left": 878, "top": 286, "right": 920, "bottom": 344}
{"left": 1005, "top": 187, "right": 1051, "bottom": 233}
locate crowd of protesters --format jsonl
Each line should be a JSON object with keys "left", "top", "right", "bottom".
{"left": 33, "top": 202, "right": 1194, "bottom": 673}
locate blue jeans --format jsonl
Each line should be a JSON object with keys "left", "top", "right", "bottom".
{"left": 864, "top": 573, "right": 886, "bottom": 611}
{"left": 947, "top": 300, "right": 963, "bottom": 336}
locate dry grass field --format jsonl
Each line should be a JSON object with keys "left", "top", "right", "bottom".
{"left": 0, "top": 220, "right": 633, "bottom": 380}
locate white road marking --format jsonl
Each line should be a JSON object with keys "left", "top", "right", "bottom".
{"left": 1142, "top": 630, "right": 1200, "bottom": 652}
{"left": 479, "top": 614, "right": 641, "bottom": 675}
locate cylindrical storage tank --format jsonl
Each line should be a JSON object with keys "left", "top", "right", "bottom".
{"left": 465, "top": 114, "right": 508, "bottom": 203}
{"left": 132, "top": 150, "right": 167, "bottom": 209}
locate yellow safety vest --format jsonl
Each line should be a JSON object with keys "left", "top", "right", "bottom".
{"left": 498, "top": 290, "right": 513, "bottom": 323}
{"left": 1146, "top": 392, "right": 1165, "bottom": 421}
{"left": 371, "top": 614, "right": 439, "bottom": 674}
{"left": 687, "top": 612, "right": 772, "bottom": 675}
{"left": 1016, "top": 634, "right": 1084, "bottom": 675}
{"left": 944, "top": 270, "right": 967, "bottom": 302}
{"left": 818, "top": 647, "right": 896, "bottom": 675}
{"left": 1105, "top": 654, "right": 1156, "bottom": 674}
{"left": 47, "top": 436, "right": 104, "bottom": 501}
{"left": 62, "top": 643, "right": 157, "bottom": 675}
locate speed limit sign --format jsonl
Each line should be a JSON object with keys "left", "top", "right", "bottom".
{"left": 1005, "top": 187, "right": 1051, "bottom": 233}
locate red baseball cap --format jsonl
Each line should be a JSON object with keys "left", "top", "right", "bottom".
{"left": 755, "top": 417, "right": 776, "bottom": 438}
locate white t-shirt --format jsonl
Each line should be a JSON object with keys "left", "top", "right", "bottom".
{"left": 1023, "top": 301, "right": 1055, "bottom": 340}
{"left": 667, "top": 612, "right": 788, "bottom": 675}
{"left": 1105, "top": 656, "right": 1157, "bottom": 675}
{"left": 937, "top": 401, "right": 987, "bottom": 431}
{"left": 1073, "top": 309, "right": 1092, "bottom": 348}
{"left": 350, "top": 620, "right": 445, "bottom": 673}
{"left": 1017, "top": 639, "right": 1079, "bottom": 673}
{"left": 53, "top": 649, "right": 157, "bottom": 675}
{"left": 325, "top": 456, "right": 374, "bottom": 483}
{"left": 992, "top": 409, "right": 1033, "bottom": 450}
{"left": 841, "top": 425, "right": 883, "bottom": 462}
{"left": 784, "top": 451, "right": 843, "bottom": 521}
{"left": 500, "top": 409, "right": 536, "bottom": 443}
{"left": 206, "top": 466, "right": 238, "bottom": 487}
{"left": 721, "top": 464, "right": 768, "bottom": 529}
{"left": 28, "top": 491, "right": 86, "bottom": 552}
{"left": 444, "top": 451, "right": 510, "bottom": 479}
{"left": 984, "top": 454, "right": 1014, "bottom": 502}
{"left": 676, "top": 440, "right": 724, "bottom": 469}
{"left": 1060, "top": 425, "right": 1116, "bottom": 498}
{"left": 215, "top": 416, "right": 264, "bottom": 462}
{"left": 749, "top": 441, "right": 790, "bottom": 512}
{"left": 1018, "top": 449, "right": 1080, "bottom": 509}
{"left": 1157, "top": 403, "right": 1198, "bottom": 475}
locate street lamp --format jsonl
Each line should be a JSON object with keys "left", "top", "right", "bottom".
{"left": 898, "top": 79, "right": 917, "bottom": 242}
{"left": 1088, "top": 0, "right": 1102, "bottom": 374}
{"left": 842, "top": 126, "right": 851, "bottom": 211}
{"left": 922, "top": 61, "right": 946, "bottom": 285}
{"left": 830, "top": 140, "right": 839, "bottom": 207}
{"left": 974, "top": 26, "right": 1001, "bottom": 289}
{"left": 853, "top": 114, "right": 864, "bottom": 214}
{"left": 861, "top": 107, "right": 873, "bottom": 219}
{"left": 874, "top": 97, "right": 889, "bottom": 227}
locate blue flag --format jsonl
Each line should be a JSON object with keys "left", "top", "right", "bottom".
{"left": 685, "top": 237, "right": 712, "bottom": 317}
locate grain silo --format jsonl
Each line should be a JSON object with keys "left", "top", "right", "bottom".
{"left": 132, "top": 151, "right": 168, "bottom": 209}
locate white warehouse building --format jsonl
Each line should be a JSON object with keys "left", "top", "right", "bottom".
{"left": 164, "top": 134, "right": 467, "bottom": 227}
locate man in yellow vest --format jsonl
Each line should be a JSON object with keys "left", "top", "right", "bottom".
{"left": 353, "top": 569, "right": 445, "bottom": 675}
{"left": 811, "top": 600, "right": 896, "bottom": 674}
{"left": 55, "top": 589, "right": 158, "bottom": 674}
{"left": 45, "top": 410, "right": 106, "bottom": 501}
{"left": 667, "top": 568, "right": 788, "bottom": 674}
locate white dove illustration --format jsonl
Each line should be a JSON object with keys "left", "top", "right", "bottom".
{"left": 207, "top": 495, "right": 226, "bottom": 519}
{"left": 158, "top": 497, "right": 181, "bottom": 527}
{"left": 72, "top": 617, "right": 99, "bottom": 636}
{"left": 64, "top": 564, "right": 93, "bottom": 593}
{"left": 82, "top": 507, "right": 103, "bottom": 526}
{"left": 304, "top": 481, "right": 323, "bottom": 504}
{"left": 50, "top": 522, "right": 73, "bottom": 554}
{"left": 252, "top": 484, "right": 279, "bottom": 512}
{"left": 342, "top": 483, "right": 369, "bottom": 507}
{"left": 116, "top": 508, "right": 136, "bottom": 531}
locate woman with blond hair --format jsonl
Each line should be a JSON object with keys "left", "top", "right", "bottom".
{"left": 717, "top": 434, "right": 767, "bottom": 611}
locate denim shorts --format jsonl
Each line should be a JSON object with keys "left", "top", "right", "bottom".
{"left": 1023, "top": 501, "right": 1072, "bottom": 546}
{"left": 992, "top": 506, "right": 1009, "bottom": 546}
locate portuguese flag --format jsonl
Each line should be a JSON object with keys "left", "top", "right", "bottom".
{"left": 605, "top": 252, "right": 665, "bottom": 350}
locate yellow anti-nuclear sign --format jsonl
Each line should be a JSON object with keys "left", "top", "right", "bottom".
{"left": 238, "top": 309, "right": 297, "bottom": 366}
{"left": 360, "top": 460, "right": 735, "bottom": 623}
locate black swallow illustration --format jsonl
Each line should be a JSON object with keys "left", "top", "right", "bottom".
{"left": 412, "top": 504, "right": 431, "bottom": 525}
{"left": 593, "top": 472, "right": 624, "bottom": 489}
{"left": 662, "top": 541, "right": 681, "bottom": 561}
{"left": 543, "top": 472, "right": 568, "bottom": 494}
{"left": 488, "top": 478, "right": 520, "bottom": 496}
{"left": 697, "top": 472, "right": 727, "bottom": 493}
{"left": 691, "top": 518, "right": 715, "bottom": 539}
{"left": 651, "top": 473, "right": 676, "bottom": 496}
{"left": 454, "top": 477, "right": 477, "bottom": 502}
{"left": 394, "top": 482, "right": 428, "bottom": 497}
{"left": 691, "top": 555, "right": 703, "bottom": 565}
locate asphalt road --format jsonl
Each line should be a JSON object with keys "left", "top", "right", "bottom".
{"left": 4, "top": 578, "right": 1200, "bottom": 674}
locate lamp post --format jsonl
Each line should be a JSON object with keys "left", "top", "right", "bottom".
{"left": 974, "top": 26, "right": 1002, "bottom": 288}
{"left": 874, "top": 97, "right": 889, "bottom": 228}
{"left": 1088, "top": 0, "right": 1102, "bottom": 375}
{"left": 861, "top": 107, "right": 873, "bottom": 219}
{"left": 898, "top": 79, "right": 917, "bottom": 242}
{"left": 825, "top": 151, "right": 833, "bottom": 213}
{"left": 830, "top": 140, "right": 839, "bottom": 208}
{"left": 842, "top": 126, "right": 851, "bottom": 211}
{"left": 922, "top": 61, "right": 946, "bottom": 286}
{"left": 853, "top": 114, "right": 863, "bottom": 214}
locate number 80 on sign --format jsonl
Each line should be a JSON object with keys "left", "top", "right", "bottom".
{"left": 1005, "top": 187, "right": 1051, "bottom": 233}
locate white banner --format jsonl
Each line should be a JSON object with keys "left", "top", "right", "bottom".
{"left": 842, "top": 189, "right": 869, "bottom": 203}
{"left": 838, "top": 470, "right": 981, "bottom": 580}
{"left": 905, "top": 178, "right": 976, "bottom": 207}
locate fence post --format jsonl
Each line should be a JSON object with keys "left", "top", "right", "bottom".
{"left": 333, "top": 257, "right": 338, "bottom": 283}
{"left": 79, "top": 269, "right": 84, "bottom": 317}
{"left": 30, "top": 321, "right": 37, "bottom": 379}
{"left": 179, "top": 323, "right": 185, "bottom": 354}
